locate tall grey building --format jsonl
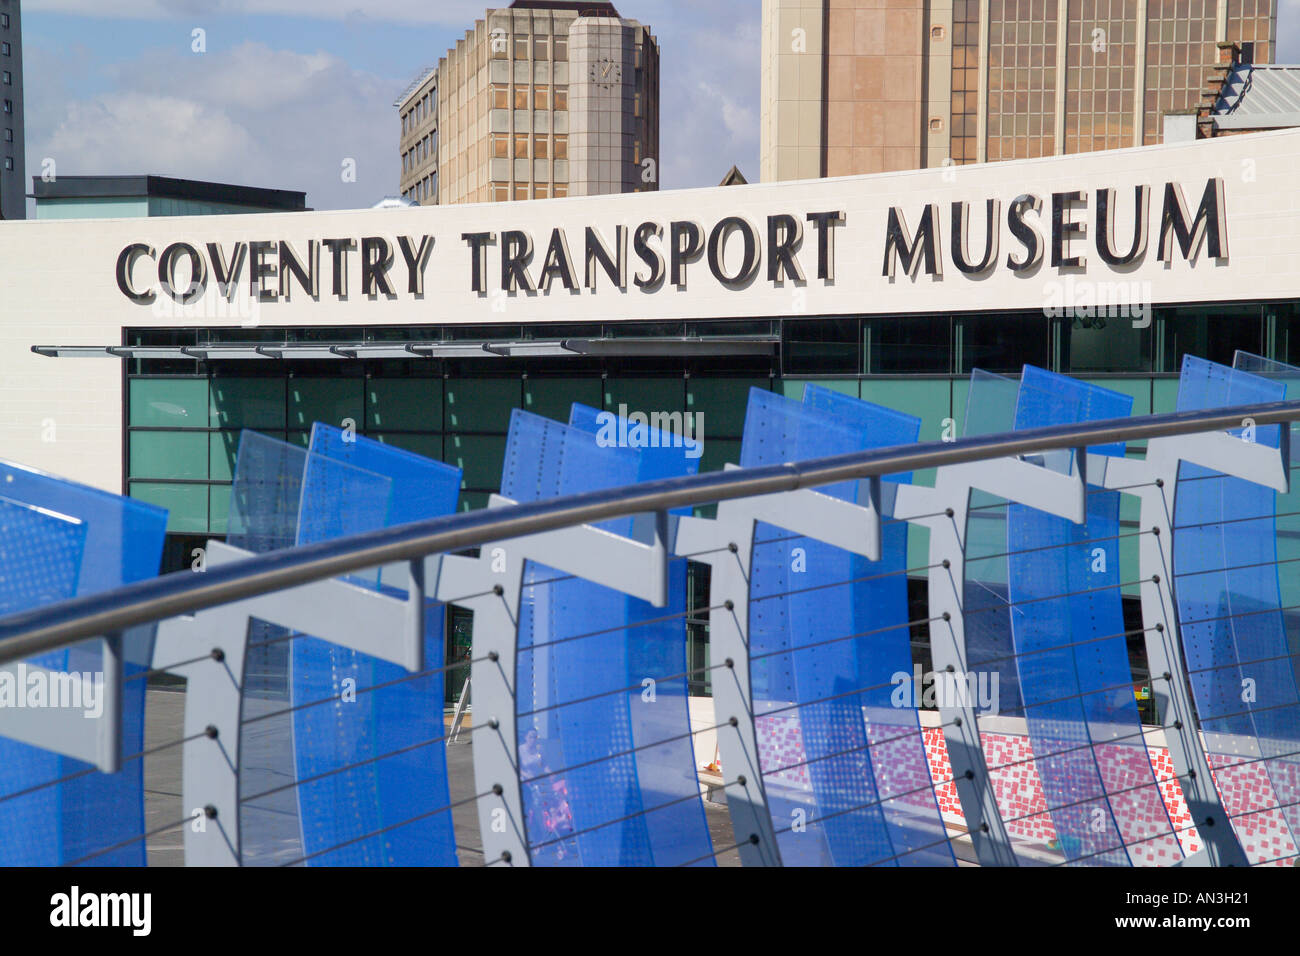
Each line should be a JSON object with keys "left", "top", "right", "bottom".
{"left": 0, "top": 0, "right": 24, "bottom": 219}
{"left": 396, "top": 0, "right": 659, "bottom": 205}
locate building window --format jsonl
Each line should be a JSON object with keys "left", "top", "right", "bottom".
{"left": 3, "top": 157, "right": 12, "bottom": 170}
{"left": 1, "top": 14, "right": 8, "bottom": 28}
{"left": 1, "top": 42, "right": 9, "bottom": 55}
{"left": 533, "top": 37, "right": 549, "bottom": 60}
{"left": 783, "top": 318, "right": 862, "bottom": 375}
{"left": 514, "top": 133, "right": 530, "bottom": 158}
{"left": 492, "top": 134, "right": 508, "bottom": 158}
{"left": 3, "top": 100, "right": 10, "bottom": 113}
{"left": 534, "top": 84, "right": 549, "bottom": 110}
{"left": 514, "top": 86, "right": 529, "bottom": 109}
{"left": 553, "top": 184, "right": 567, "bottom": 198}
{"left": 2, "top": 72, "right": 10, "bottom": 85}
{"left": 554, "top": 134, "right": 568, "bottom": 159}
{"left": 2, "top": 129, "right": 10, "bottom": 143}
{"left": 494, "top": 184, "right": 509, "bottom": 202}
{"left": 554, "top": 87, "right": 568, "bottom": 111}
{"left": 863, "top": 316, "right": 952, "bottom": 374}
{"left": 956, "top": 312, "right": 1052, "bottom": 374}
{"left": 554, "top": 37, "right": 567, "bottom": 61}
{"left": 534, "top": 137, "right": 549, "bottom": 159}
{"left": 492, "top": 84, "right": 509, "bottom": 109}
{"left": 514, "top": 35, "right": 529, "bottom": 60}
{"left": 534, "top": 183, "right": 549, "bottom": 199}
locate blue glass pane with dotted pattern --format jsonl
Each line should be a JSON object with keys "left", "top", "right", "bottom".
{"left": 0, "top": 460, "right": 166, "bottom": 867}
{"left": 504, "top": 407, "right": 713, "bottom": 866}
{"left": 1174, "top": 355, "right": 1300, "bottom": 864}
{"left": 228, "top": 430, "right": 390, "bottom": 866}
{"left": 290, "top": 423, "right": 460, "bottom": 867}
{"left": 741, "top": 387, "right": 949, "bottom": 866}
{"left": 1007, "top": 367, "right": 1182, "bottom": 866}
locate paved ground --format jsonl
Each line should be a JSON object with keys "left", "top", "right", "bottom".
{"left": 143, "top": 686, "right": 742, "bottom": 867}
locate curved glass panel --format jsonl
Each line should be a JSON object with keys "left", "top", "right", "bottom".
{"left": 504, "top": 407, "right": 713, "bottom": 866}
{"left": 228, "top": 431, "right": 391, "bottom": 865}
{"left": 1007, "top": 366, "right": 1181, "bottom": 867}
{"left": 0, "top": 461, "right": 166, "bottom": 867}
{"left": 741, "top": 387, "right": 953, "bottom": 866}
{"left": 1175, "top": 355, "right": 1300, "bottom": 865}
{"left": 961, "top": 369, "right": 1049, "bottom": 861}
{"left": 289, "top": 424, "right": 461, "bottom": 866}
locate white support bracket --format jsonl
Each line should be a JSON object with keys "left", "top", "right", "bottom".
{"left": 153, "top": 540, "right": 426, "bottom": 866}
{"left": 674, "top": 472, "right": 885, "bottom": 867}
{"left": 0, "top": 632, "right": 123, "bottom": 773}
{"left": 1082, "top": 427, "right": 1289, "bottom": 868}
{"left": 423, "top": 495, "right": 671, "bottom": 868}
{"left": 893, "top": 455, "right": 1087, "bottom": 867}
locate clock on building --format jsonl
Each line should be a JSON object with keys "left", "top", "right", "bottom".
{"left": 589, "top": 57, "right": 622, "bottom": 90}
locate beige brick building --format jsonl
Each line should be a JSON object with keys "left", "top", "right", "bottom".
{"left": 760, "top": 0, "right": 1276, "bottom": 181}
{"left": 397, "top": 0, "right": 659, "bottom": 205}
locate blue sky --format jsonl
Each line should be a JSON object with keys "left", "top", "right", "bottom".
{"left": 18, "top": 0, "right": 1300, "bottom": 212}
{"left": 20, "top": 0, "right": 758, "bottom": 210}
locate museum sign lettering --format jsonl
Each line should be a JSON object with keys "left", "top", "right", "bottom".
{"left": 114, "top": 177, "right": 1227, "bottom": 305}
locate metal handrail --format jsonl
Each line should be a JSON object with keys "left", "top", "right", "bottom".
{"left": 0, "top": 400, "right": 1296, "bottom": 665}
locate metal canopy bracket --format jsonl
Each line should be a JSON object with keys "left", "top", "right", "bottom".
{"left": 30, "top": 337, "right": 778, "bottom": 362}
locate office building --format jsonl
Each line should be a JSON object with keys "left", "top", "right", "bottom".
{"left": 0, "top": 0, "right": 23, "bottom": 220}
{"left": 760, "top": 0, "right": 1276, "bottom": 180}
{"left": 396, "top": 0, "right": 659, "bottom": 205}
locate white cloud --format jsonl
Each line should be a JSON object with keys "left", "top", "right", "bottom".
{"left": 42, "top": 95, "right": 263, "bottom": 178}
{"left": 27, "top": 41, "right": 401, "bottom": 209}
{"left": 655, "top": 7, "right": 761, "bottom": 188}
{"left": 26, "top": 0, "right": 490, "bottom": 25}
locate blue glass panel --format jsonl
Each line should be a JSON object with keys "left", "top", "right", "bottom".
{"left": 290, "top": 424, "right": 461, "bottom": 867}
{"left": 228, "top": 431, "right": 391, "bottom": 866}
{"left": 505, "top": 407, "right": 713, "bottom": 866}
{"left": 228, "top": 432, "right": 310, "bottom": 866}
{"left": 962, "top": 370, "right": 1025, "bottom": 722}
{"left": 964, "top": 368, "right": 1020, "bottom": 437}
{"left": 0, "top": 460, "right": 167, "bottom": 867}
{"left": 566, "top": 403, "right": 709, "bottom": 867}
{"left": 0, "top": 499, "right": 87, "bottom": 867}
{"left": 801, "top": 385, "right": 955, "bottom": 866}
{"left": 1175, "top": 355, "right": 1300, "bottom": 864}
{"left": 741, "top": 387, "right": 952, "bottom": 866}
{"left": 226, "top": 431, "right": 308, "bottom": 555}
{"left": 1007, "top": 366, "right": 1182, "bottom": 866}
